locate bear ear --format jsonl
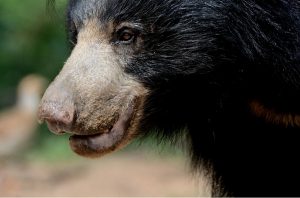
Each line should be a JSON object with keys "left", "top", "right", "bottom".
{"left": 249, "top": 100, "right": 300, "bottom": 127}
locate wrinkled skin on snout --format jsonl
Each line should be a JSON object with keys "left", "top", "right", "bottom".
{"left": 38, "top": 20, "right": 148, "bottom": 157}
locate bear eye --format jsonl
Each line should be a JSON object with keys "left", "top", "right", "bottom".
{"left": 117, "top": 28, "right": 136, "bottom": 44}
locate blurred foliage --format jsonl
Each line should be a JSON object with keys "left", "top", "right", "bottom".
{"left": 0, "top": 0, "right": 69, "bottom": 108}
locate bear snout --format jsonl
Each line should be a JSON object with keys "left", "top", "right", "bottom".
{"left": 38, "top": 101, "right": 75, "bottom": 135}
{"left": 38, "top": 86, "right": 76, "bottom": 135}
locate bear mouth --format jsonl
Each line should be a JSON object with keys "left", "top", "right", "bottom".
{"left": 42, "top": 100, "right": 136, "bottom": 157}
{"left": 68, "top": 102, "right": 135, "bottom": 157}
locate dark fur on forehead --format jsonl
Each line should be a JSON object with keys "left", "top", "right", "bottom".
{"left": 61, "top": 0, "right": 228, "bottom": 85}
{"left": 103, "top": 0, "right": 227, "bottom": 85}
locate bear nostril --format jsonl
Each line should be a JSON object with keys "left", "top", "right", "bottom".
{"left": 38, "top": 102, "right": 75, "bottom": 135}
{"left": 56, "top": 110, "right": 73, "bottom": 126}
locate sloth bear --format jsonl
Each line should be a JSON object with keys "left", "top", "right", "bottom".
{"left": 38, "top": 0, "right": 300, "bottom": 196}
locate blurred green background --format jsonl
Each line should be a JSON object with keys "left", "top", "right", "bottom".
{"left": 0, "top": 0, "right": 73, "bottom": 161}
{"left": 0, "top": 0, "right": 68, "bottom": 108}
{"left": 0, "top": 1, "right": 199, "bottom": 196}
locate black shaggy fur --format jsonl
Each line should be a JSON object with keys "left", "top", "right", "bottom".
{"left": 50, "top": 0, "right": 300, "bottom": 196}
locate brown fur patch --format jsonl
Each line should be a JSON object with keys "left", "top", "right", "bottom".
{"left": 249, "top": 100, "right": 300, "bottom": 127}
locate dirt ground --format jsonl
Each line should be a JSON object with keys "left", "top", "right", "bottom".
{"left": 0, "top": 152, "right": 207, "bottom": 197}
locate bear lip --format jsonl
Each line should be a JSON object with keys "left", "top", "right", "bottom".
{"left": 68, "top": 101, "right": 135, "bottom": 157}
